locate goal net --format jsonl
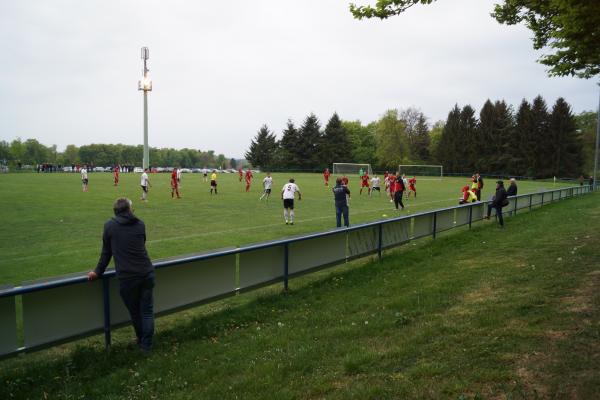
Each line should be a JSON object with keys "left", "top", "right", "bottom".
{"left": 332, "top": 163, "right": 372, "bottom": 176}
{"left": 398, "top": 164, "right": 443, "bottom": 179}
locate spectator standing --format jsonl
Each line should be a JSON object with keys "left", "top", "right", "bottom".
{"left": 484, "top": 180, "right": 508, "bottom": 228}
{"left": 332, "top": 178, "right": 351, "bottom": 227}
{"left": 87, "top": 198, "right": 155, "bottom": 352}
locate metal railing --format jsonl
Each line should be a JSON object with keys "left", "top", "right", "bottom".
{"left": 0, "top": 184, "right": 596, "bottom": 359}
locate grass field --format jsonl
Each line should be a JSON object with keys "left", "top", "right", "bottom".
{"left": 0, "top": 172, "right": 571, "bottom": 285}
{"left": 1, "top": 188, "right": 598, "bottom": 399}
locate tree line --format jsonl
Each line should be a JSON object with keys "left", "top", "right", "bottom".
{"left": 0, "top": 141, "right": 238, "bottom": 170}
{"left": 246, "top": 96, "right": 593, "bottom": 178}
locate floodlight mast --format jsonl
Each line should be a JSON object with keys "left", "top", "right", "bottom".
{"left": 138, "top": 46, "right": 152, "bottom": 170}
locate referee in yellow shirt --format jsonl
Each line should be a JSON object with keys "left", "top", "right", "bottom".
{"left": 210, "top": 170, "right": 218, "bottom": 195}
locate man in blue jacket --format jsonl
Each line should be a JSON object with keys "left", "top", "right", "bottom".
{"left": 88, "top": 198, "right": 155, "bottom": 352}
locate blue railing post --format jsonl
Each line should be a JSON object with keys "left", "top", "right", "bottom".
{"left": 468, "top": 205, "right": 473, "bottom": 229}
{"left": 377, "top": 223, "right": 383, "bottom": 262}
{"left": 529, "top": 194, "right": 532, "bottom": 211}
{"left": 541, "top": 192, "right": 544, "bottom": 206}
{"left": 102, "top": 277, "right": 112, "bottom": 349}
{"left": 432, "top": 212, "right": 437, "bottom": 239}
{"left": 514, "top": 196, "right": 518, "bottom": 215}
{"left": 283, "top": 243, "right": 289, "bottom": 292}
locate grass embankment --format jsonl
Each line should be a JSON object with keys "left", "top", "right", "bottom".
{"left": 2, "top": 193, "right": 599, "bottom": 399}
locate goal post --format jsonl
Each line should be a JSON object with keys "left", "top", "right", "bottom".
{"left": 398, "top": 164, "right": 443, "bottom": 179}
{"left": 332, "top": 163, "right": 372, "bottom": 176}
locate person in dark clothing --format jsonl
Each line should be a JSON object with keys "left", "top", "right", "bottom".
{"left": 476, "top": 173, "right": 484, "bottom": 201}
{"left": 507, "top": 178, "right": 518, "bottom": 196}
{"left": 590, "top": 176, "right": 595, "bottom": 188}
{"left": 393, "top": 173, "right": 405, "bottom": 210}
{"left": 88, "top": 198, "right": 155, "bottom": 351}
{"left": 333, "top": 178, "right": 351, "bottom": 227}
{"left": 484, "top": 181, "right": 508, "bottom": 227}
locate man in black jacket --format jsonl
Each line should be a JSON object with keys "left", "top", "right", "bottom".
{"left": 484, "top": 180, "right": 508, "bottom": 227}
{"left": 333, "top": 178, "right": 351, "bottom": 227}
{"left": 88, "top": 198, "right": 155, "bottom": 351}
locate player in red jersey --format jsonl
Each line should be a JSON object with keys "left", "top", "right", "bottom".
{"left": 341, "top": 175, "right": 349, "bottom": 186}
{"left": 407, "top": 177, "right": 417, "bottom": 198}
{"left": 170, "top": 168, "right": 181, "bottom": 198}
{"left": 360, "top": 172, "right": 370, "bottom": 195}
{"left": 238, "top": 167, "right": 243, "bottom": 182}
{"left": 388, "top": 173, "right": 397, "bottom": 202}
{"left": 323, "top": 168, "right": 330, "bottom": 186}
{"left": 113, "top": 165, "right": 119, "bottom": 186}
{"left": 245, "top": 169, "right": 253, "bottom": 192}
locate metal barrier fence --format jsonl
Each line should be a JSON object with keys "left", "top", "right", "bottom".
{"left": 0, "top": 184, "right": 596, "bottom": 358}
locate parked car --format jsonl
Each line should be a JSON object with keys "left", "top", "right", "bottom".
{"left": 180, "top": 168, "right": 192, "bottom": 173}
{"left": 134, "top": 167, "right": 144, "bottom": 173}
{"left": 62, "top": 166, "right": 73, "bottom": 172}
{"left": 93, "top": 167, "right": 105, "bottom": 172}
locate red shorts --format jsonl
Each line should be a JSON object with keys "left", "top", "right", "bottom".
{"left": 409, "top": 185, "right": 416, "bottom": 191}
{"left": 361, "top": 182, "right": 369, "bottom": 187}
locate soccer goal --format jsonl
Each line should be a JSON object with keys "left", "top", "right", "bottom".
{"left": 398, "top": 164, "right": 443, "bottom": 179}
{"left": 332, "top": 163, "right": 372, "bottom": 176}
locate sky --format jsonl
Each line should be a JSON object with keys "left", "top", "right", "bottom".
{"left": 0, "top": 0, "right": 597, "bottom": 158}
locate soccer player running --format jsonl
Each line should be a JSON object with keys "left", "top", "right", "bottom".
{"left": 81, "top": 166, "right": 89, "bottom": 192}
{"left": 176, "top": 167, "right": 182, "bottom": 186}
{"left": 114, "top": 165, "right": 120, "bottom": 186}
{"left": 393, "top": 173, "right": 406, "bottom": 210}
{"left": 260, "top": 172, "right": 273, "bottom": 201}
{"left": 359, "top": 171, "right": 370, "bottom": 195}
{"left": 170, "top": 168, "right": 181, "bottom": 199}
{"left": 370, "top": 174, "right": 381, "bottom": 196}
{"left": 245, "top": 169, "right": 253, "bottom": 192}
{"left": 238, "top": 167, "right": 243, "bottom": 182}
{"left": 407, "top": 177, "right": 417, "bottom": 198}
{"left": 281, "top": 178, "right": 301, "bottom": 225}
{"left": 323, "top": 168, "right": 330, "bottom": 187}
{"left": 140, "top": 169, "right": 151, "bottom": 201}
{"left": 210, "top": 170, "right": 218, "bottom": 195}
{"left": 388, "top": 173, "right": 397, "bottom": 202}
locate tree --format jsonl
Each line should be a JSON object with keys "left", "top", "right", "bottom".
{"left": 548, "top": 98, "right": 582, "bottom": 177}
{"left": 245, "top": 125, "right": 279, "bottom": 169}
{"left": 428, "top": 120, "right": 444, "bottom": 164}
{"left": 436, "top": 105, "right": 461, "bottom": 172}
{"left": 476, "top": 100, "right": 514, "bottom": 173}
{"left": 279, "top": 120, "right": 301, "bottom": 169}
{"left": 374, "top": 109, "right": 409, "bottom": 169}
{"left": 320, "top": 113, "right": 352, "bottom": 166}
{"left": 349, "top": 0, "right": 600, "bottom": 78}
{"left": 530, "top": 96, "right": 552, "bottom": 177}
{"left": 513, "top": 99, "right": 536, "bottom": 176}
{"left": 230, "top": 158, "right": 238, "bottom": 169}
{"left": 297, "top": 114, "right": 323, "bottom": 170}
{"left": 343, "top": 120, "right": 378, "bottom": 166}
{"left": 575, "top": 111, "right": 598, "bottom": 174}
{"left": 399, "top": 107, "right": 431, "bottom": 162}
{"left": 459, "top": 105, "right": 478, "bottom": 172}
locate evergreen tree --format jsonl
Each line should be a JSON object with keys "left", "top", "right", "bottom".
{"left": 459, "top": 105, "right": 478, "bottom": 172}
{"left": 530, "top": 96, "right": 552, "bottom": 177}
{"left": 436, "top": 105, "right": 461, "bottom": 172}
{"left": 513, "top": 99, "right": 536, "bottom": 176}
{"left": 412, "top": 113, "right": 431, "bottom": 162}
{"left": 549, "top": 97, "right": 582, "bottom": 177}
{"left": 279, "top": 120, "right": 301, "bottom": 169}
{"left": 492, "top": 100, "right": 515, "bottom": 174}
{"left": 244, "top": 124, "right": 278, "bottom": 169}
{"left": 320, "top": 113, "right": 353, "bottom": 167}
{"left": 297, "top": 114, "right": 323, "bottom": 170}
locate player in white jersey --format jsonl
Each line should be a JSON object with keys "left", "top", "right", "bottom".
{"left": 140, "top": 169, "right": 151, "bottom": 201}
{"left": 281, "top": 178, "right": 301, "bottom": 225}
{"left": 402, "top": 174, "right": 409, "bottom": 198}
{"left": 370, "top": 175, "right": 381, "bottom": 196}
{"left": 176, "top": 167, "right": 182, "bottom": 185}
{"left": 260, "top": 172, "right": 273, "bottom": 201}
{"left": 80, "top": 167, "right": 89, "bottom": 192}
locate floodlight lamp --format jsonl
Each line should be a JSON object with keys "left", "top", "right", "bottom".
{"left": 138, "top": 75, "right": 152, "bottom": 91}
{"left": 141, "top": 47, "right": 149, "bottom": 60}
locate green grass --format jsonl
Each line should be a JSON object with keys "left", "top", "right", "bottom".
{"left": 1, "top": 190, "right": 598, "bottom": 399}
{"left": 0, "top": 172, "right": 569, "bottom": 285}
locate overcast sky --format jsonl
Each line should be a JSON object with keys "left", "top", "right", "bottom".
{"left": 0, "top": 0, "right": 596, "bottom": 158}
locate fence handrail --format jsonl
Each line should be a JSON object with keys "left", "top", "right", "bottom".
{"left": 0, "top": 184, "right": 591, "bottom": 299}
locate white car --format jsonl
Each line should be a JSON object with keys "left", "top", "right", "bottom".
{"left": 93, "top": 167, "right": 105, "bottom": 172}
{"left": 134, "top": 167, "right": 144, "bottom": 173}
{"left": 180, "top": 168, "right": 192, "bottom": 173}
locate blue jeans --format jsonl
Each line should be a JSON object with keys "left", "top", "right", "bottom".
{"left": 336, "top": 205, "right": 349, "bottom": 227}
{"left": 119, "top": 274, "right": 155, "bottom": 350}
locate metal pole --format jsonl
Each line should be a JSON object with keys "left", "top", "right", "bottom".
{"left": 143, "top": 91, "right": 149, "bottom": 170}
{"left": 593, "top": 82, "right": 600, "bottom": 191}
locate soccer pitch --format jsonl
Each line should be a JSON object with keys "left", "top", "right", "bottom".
{"left": 0, "top": 172, "right": 569, "bottom": 285}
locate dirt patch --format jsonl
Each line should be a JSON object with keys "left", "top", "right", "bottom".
{"left": 561, "top": 269, "right": 600, "bottom": 313}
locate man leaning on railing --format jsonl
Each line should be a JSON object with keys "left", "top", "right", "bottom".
{"left": 87, "top": 198, "right": 155, "bottom": 353}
